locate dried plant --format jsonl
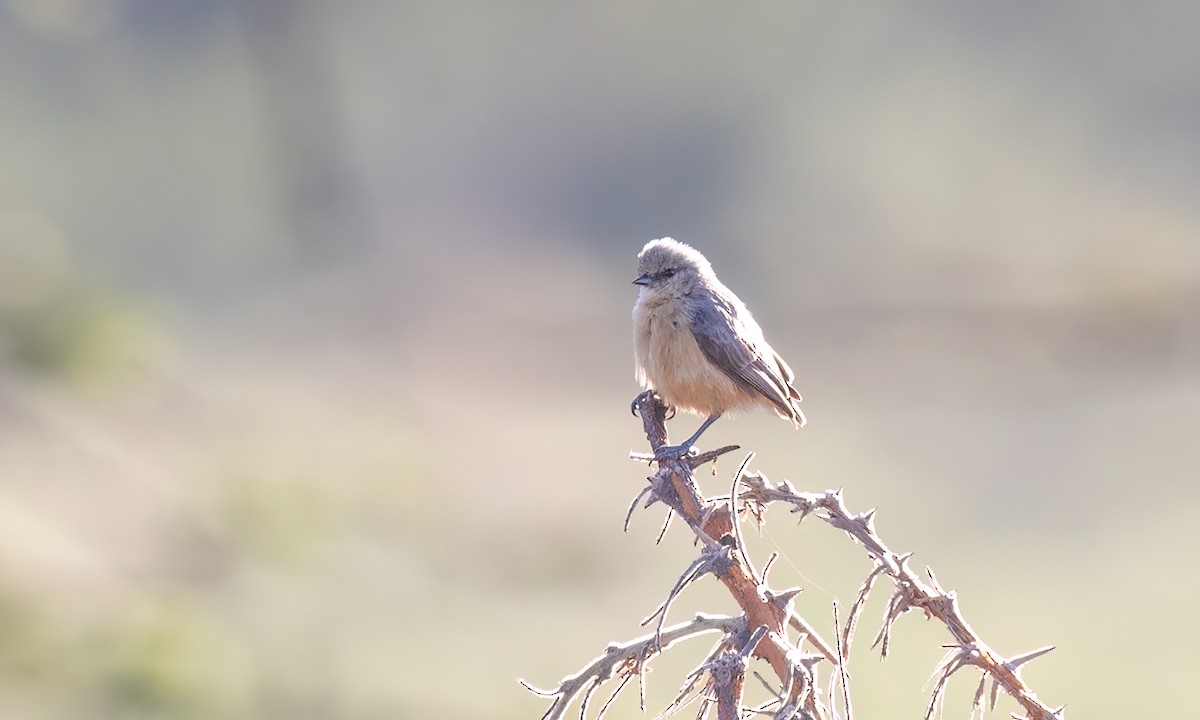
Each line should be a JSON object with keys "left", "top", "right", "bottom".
{"left": 522, "top": 393, "right": 1063, "bottom": 720}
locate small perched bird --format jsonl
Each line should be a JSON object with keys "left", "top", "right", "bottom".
{"left": 632, "top": 238, "right": 805, "bottom": 460}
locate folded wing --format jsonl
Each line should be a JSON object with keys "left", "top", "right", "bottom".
{"left": 687, "top": 289, "right": 805, "bottom": 426}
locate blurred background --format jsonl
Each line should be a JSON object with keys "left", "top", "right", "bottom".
{"left": 1, "top": 1, "right": 1197, "bottom": 718}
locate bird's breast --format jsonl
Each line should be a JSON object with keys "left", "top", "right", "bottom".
{"left": 633, "top": 295, "right": 750, "bottom": 416}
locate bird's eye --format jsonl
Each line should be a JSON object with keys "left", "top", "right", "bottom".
{"left": 661, "top": 268, "right": 676, "bottom": 278}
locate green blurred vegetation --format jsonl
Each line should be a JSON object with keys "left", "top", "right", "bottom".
{"left": 0, "top": 2, "right": 1197, "bottom": 718}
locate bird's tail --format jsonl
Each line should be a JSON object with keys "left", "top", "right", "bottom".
{"left": 784, "top": 387, "right": 806, "bottom": 428}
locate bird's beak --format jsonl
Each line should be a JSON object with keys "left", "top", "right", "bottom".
{"left": 632, "top": 275, "right": 651, "bottom": 286}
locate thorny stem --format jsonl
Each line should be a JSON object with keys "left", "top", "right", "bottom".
{"left": 520, "top": 614, "right": 746, "bottom": 720}
{"left": 524, "top": 392, "right": 1062, "bottom": 720}
{"left": 738, "top": 473, "right": 1063, "bottom": 720}
{"left": 632, "top": 393, "right": 813, "bottom": 711}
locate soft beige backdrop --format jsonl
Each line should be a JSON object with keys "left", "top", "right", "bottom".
{"left": 0, "top": 2, "right": 1197, "bottom": 718}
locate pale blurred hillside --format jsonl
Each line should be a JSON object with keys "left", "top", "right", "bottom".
{"left": 0, "top": 2, "right": 1197, "bottom": 719}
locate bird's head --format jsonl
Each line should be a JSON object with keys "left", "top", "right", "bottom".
{"left": 633, "top": 238, "right": 711, "bottom": 295}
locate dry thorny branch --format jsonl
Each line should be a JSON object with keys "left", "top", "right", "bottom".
{"left": 522, "top": 392, "right": 1064, "bottom": 720}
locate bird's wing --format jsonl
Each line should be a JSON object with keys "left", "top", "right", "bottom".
{"left": 686, "top": 289, "right": 800, "bottom": 420}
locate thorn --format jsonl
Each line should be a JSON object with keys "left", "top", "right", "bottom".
{"left": 738, "top": 626, "right": 769, "bottom": 657}
{"left": 518, "top": 678, "right": 557, "bottom": 696}
{"left": 790, "top": 505, "right": 814, "bottom": 522}
{"left": 655, "top": 509, "right": 674, "bottom": 544}
{"left": 970, "top": 673, "right": 988, "bottom": 714}
{"left": 624, "top": 485, "right": 655, "bottom": 532}
{"left": 881, "top": 550, "right": 912, "bottom": 576}
{"left": 926, "top": 566, "right": 946, "bottom": 594}
{"left": 761, "top": 551, "right": 779, "bottom": 581}
{"left": 771, "top": 586, "right": 804, "bottom": 607}
{"left": 688, "top": 444, "right": 740, "bottom": 468}
{"left": 751, "top": 670, "right": 783, "bottom": 702}
{"left": 1005, "top": 645, "right": 1056, "bottom": 672}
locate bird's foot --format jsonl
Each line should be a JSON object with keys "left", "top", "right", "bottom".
{"left": 630, "top": 391, "right": 674, "bottom": 418}
{"left": 630, "top": 391, "right": 656, "bottom": 417}
{"left": 631, "top": 443, "right": 739, "bottom": 467}
{"left": 653, "top": 443, "right": 700, "bottom": 462}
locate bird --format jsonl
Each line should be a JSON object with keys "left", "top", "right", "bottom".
{"left": 632, "top": 237, "right": 805, "bottom": 461}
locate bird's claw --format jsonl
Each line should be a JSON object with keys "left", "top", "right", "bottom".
{"left": 630, "top": 391, "right": 665, "bottom": 418}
